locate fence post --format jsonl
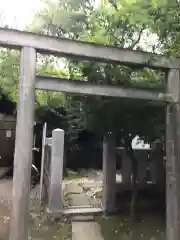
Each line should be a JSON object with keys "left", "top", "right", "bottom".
{"left": 39, "top": 122, "right": 47, "bottom": 206}
{"left": 48, "top": 129, "right": 64, "bottom": 212}
{"left": 9, "top": 47, "right": 36, "bottom": 240}
{"left": 102, "top": 134, "right": 116, "bottom": 215}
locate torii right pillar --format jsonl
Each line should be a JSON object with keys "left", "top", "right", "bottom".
{"left": 166, "top": 69, "right": 180, "bottom": 240}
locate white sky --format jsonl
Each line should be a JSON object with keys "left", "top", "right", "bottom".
{"left": 0, "top": 0, "right": 42, "bottom": 29}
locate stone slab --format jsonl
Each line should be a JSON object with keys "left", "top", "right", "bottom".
{"left": 63, "top": 207, "right": 102, "bottom": 215}
{"left": 65, "top": 183, "right": 83, "bottom": 194}
{"left": 68, "top": 193, "right": 91, "bottom": 206}
{"left": 72, "top": 222, "right": 104, "bottom": 240}
{"left": 81, "top": 183, "right": 103, "bottom": 189}
{"left": 72, "top": 215, "right": 95, "bottom": 221}
{"left": 46, "top": 207, "right": 102, "bottom": 218}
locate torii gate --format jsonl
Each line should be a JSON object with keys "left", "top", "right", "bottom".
{"left": 0, "top": 27, "right": 179, "bottom": 240}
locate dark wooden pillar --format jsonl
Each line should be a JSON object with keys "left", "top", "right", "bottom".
{"left": 166, "top": 69, "right": 180, "bottom": 240}
{"left": 102, "top": 134, "right": 116, "bottom": 215}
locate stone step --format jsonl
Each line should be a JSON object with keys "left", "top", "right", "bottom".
{"left": 65, "top": 183, "right": 83, "bottom": 194}
{"left": 68, "top": 193, "right": 91, "bottom": 206}
{"left": 46, "top": 207, "right": 103, "bottom": 217}
{"left": 63, "top": 207, "right": 103, "bottom": 216}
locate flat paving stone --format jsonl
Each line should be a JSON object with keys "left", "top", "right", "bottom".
{"left": 65, "top": 183, "right": 83, "bottom": 194}
{"left": 68, "top": 193, "right": 91, "bottom": 206}
{"left": 63, "top": 207, "right": 102, "bottom": 216}
{"left": 72, "top": 221, "right": 104, "bottom": 240}
{"left": 65, "top": 181, "right": 104, "bottom": 240}
{"left": 82, "top": 183, "right": 103, "bottom": 188}
{"left": 72, "top": 215, "right": 95, "bottom": 221}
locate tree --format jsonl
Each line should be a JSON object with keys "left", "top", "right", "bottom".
{"left": 0, "top": 88, "right": 16, "bottom": 115}
{"left": 29, "top": 0, "right": 94, "bottom": 39}
{"left": 0, "top": 49, "right": 19, "bottom": 101}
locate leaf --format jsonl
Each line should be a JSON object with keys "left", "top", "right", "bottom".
{"left": 152, "top": 0, "right": 157, "bottom": 8}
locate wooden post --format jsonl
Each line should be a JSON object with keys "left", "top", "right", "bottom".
{"left": 9, "top": 47, "right": 36, "bottom": 240}
{"left": 151, "top": 141, "right": 164, "bottom": 188}
{"left": 39, "top": 122, "right": 47, "bottom": 206}
{"left": 121, "top": 149, "right": 131, "bottom": 184}
{"left": 136, "top": 150, "right": 148, "bottom": 184}
{"left": 102, "top": 134, "right": 116, "bottom": 215}
{"left": 166, "top": 69, "right": 180, "bottom": 240}
{"left": 48, "top": 129, "right": 64, "bottom": 212}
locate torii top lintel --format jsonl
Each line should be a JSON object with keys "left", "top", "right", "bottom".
{"left": 0, "top": 27, "right": 179, "bottom": 70}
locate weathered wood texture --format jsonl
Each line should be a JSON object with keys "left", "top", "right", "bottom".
{"left": 36, "top": 75, "right": 168, "bottom": 102}
{"left": 9, "top": 47, "right": 36, "bottom": 240}
{"left": 0, "top": 28, "right": 180, "bottom": 69}
{"left": 102, "top": 135, "right": 116, "bottom": 214}
{"left": 166, "top": 69, "right": 180, "bottom": 240}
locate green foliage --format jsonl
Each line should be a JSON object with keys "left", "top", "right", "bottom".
{"left": 0, "top": 88, "right": 16, "bottom": 115}
{"left": 35, "top": 104, "right": 67, "bottom": 131}
{"left": 0, "top": 49, "right": 19, "bottom": 102}
{"left": 1, "top": 0, "right": 179, "bottom": 148}
{"left": 29, "top": 0, "right": 94, "bottom": 39}
{"left": 26, "top": 0, "right": 170, "bottom": 146}
{"left": 0, "top": 0, "right": 178, "bottom": 221}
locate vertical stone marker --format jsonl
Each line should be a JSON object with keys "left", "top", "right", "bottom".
{"left": 9, "top": 47, "right": 36, "bottom": 240}
{"left": 48, "top": 128, "right": 64, "bottom": 212}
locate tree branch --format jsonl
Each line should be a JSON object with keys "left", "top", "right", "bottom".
{"left": 129, "top": 28, "right": 144, "bottom": 50}
{"left": 108, "top": 0, "right": 119, "bottom": 11}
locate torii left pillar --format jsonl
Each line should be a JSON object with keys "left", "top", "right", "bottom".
{"left": 9, "top": 47, "right": 36, "bottom": 240}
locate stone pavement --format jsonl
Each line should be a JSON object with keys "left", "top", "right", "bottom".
{"left": 65, "top": 182, "right": 94, "bottom": 221}
{"left": 65, "top": 181, "right": 104, "bottom": 240}
{"left": 72, "top": 222, "right": 104, "bottom": 240}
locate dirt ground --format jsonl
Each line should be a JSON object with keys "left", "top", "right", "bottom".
{"left": 0, "top": 180, "right": 71, "bottom": 240}
{"left": 0, "top": 169, "right": 166, "bottom": 240}
{"left": 0, "top": 180, "right": 11, "bottom": 240}
{"left": 0, "top": 202, "right": 10, "bottom": 240}
{"left": 97, "top": 214, "right": 165, "bottom": 240}
{"left": 0, "top": 170, "right": 102, "bottom": 240}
